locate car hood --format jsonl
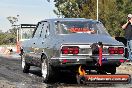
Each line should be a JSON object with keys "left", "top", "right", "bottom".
{"left": 56, "top": 33, "right": 123, "bottom": 46}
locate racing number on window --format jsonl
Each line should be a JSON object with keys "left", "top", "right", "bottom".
{"left": 40, "top": 22, "right": 50, "bottom": 38}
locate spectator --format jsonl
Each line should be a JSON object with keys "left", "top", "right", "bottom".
{"left": 122, "top": 14, "right": 132, "bottom": 61}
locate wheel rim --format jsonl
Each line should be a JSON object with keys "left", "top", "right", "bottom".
{"left": 21, "top": 55, "right": 25, "bottom": 69}
{"left": 41, "top": 60, "right": 47, "bottom": 79}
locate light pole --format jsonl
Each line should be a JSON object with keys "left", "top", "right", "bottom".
{"left": 15, "top": 15, "right": 20, "bottom": 53}
{"left": 97, "top": 0, "right": 99, "bottom": 21}
{"left": 7, "top": 15, "right": 20, "bottom": 53}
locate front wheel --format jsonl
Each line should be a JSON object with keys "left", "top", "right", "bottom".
{"left": 21, "top": 54, "right": 30, "bottom": 73}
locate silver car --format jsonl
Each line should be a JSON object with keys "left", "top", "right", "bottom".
{"left": 20, "top": 18, "right": 126, "bottom": 82}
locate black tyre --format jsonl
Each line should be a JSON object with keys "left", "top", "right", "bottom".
{"left": 97, "top": 70, "right": 107, "bottom": 74}
{"left": 21, "top": 54, "right": 30, "bottom": 73}
{"left": 124, "top": 48, "right": 129, "bottom": 58}
{"left": 110, "top": 67, "right": 116, "bottom": 74}
{"left": 76, "top": 74, "right": 86, "bottom": 84}
{"left": 105, "top": 66, "right": 116, "bottom": 74}
{"left": 41, "top": 55, "right": 55, "bottom": 83}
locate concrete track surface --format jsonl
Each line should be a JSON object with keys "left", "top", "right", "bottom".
{"left": 0, "top": 55, "right": 132, "bottom": 88}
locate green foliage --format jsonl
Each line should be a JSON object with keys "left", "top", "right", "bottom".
{"left": 0, "top": 16, "right": 18, "bottom": 45}
{"left": 7, "top": 16, "right": 18, "bottom": 25}
{"left": 0, "top": 31, "right": 16, "bottom": 45}
{"left": 54, "top": 0, "right": 132, "bottom": 37}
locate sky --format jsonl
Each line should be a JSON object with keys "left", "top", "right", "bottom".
{"left": 0, "top": 0, "right": 57, "bottom": 32}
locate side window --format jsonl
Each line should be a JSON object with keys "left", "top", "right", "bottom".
{"left": 40, "top": 22, "right": 50, "bottom": 38}
{"left": 34, "top": 22, "right": 43, "bottom": 38}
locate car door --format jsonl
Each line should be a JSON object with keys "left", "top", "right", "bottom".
{"left": 25, "top": 22, "right": 43, "bottom": 66}
{"left": 31, "top": 21, "right": 50, "bottom": 66}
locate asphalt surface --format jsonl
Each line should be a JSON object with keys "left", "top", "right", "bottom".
{"left": 0, "top": 55, "right": 132, "bottom": 88}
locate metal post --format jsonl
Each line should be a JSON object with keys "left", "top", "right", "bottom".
{"left": 17, "top": 29, "right": 18, "bottom": 42}
{"left": 16, "top": 28, "right": 20, "bottom": 53}
{"left": 20, "top": 28, "right": 22, "bottom": 40}
{"left": 97, "top": 0, "right": 99, "bottom": 21}
{"left": 16, "top": 15, "right": 20, "bottom": 53}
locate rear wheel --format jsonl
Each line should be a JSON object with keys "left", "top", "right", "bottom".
{"left": 97, "top": 70, "right": 107, "bottom": 74}
{"left": 110, "top": 67, "right": 116, "bottom": 74}
{"left": 104, "top": 66, "right": 116, "bottom": 74}
{"left": 125, "top": 48, "right": 129, "bottom": 58}
{"left": 41, "top": 55, "right": 55, "bottom": 83}
{"left": 21, "top": 54, "right": 30, "bottom": 73}
{"left": 76, "top": 74, "right": 86, "bottom": 84}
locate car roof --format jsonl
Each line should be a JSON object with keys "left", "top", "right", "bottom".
{"left": 40, "top": 18, "right": 100, "bottom": 23}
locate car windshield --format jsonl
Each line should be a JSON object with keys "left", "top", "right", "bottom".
{"left": 55, "top": 21, "right": 109, "bottom": 35}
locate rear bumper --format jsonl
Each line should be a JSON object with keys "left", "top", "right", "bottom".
{"left": 50, "top": 56, "right": 126, "bottom": 67}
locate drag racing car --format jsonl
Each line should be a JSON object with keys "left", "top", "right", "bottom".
{"left": 20, "top": 18, "right": 129, "bottom": 83}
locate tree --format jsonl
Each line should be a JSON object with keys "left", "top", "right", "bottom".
{"left": 7, "top": 16, "right": 18, "bottom": 25}
{"left": 53, "top": 0, "right": 96, "bottom": 18}
{"left": 53, "top": 0, "right": 132, "bottom": 36}
{"left": 3, "top": 15, "right": 20, "bottom": 45}
{"left": 0, "top": 32, "right": 17, "bottom": 45}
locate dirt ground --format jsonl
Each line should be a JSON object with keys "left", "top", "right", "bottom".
{"left": 117, "top": 62, "right": 132, "bottom": 74}
{"left": 0, "top": 55, "right": 132, "bottom": 88}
